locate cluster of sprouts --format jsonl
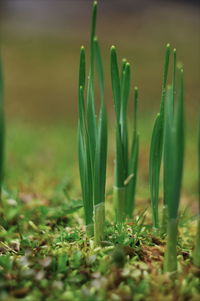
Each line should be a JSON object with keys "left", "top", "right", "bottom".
{"left": 0, "top": 1, "right": 199, "bottom": 275}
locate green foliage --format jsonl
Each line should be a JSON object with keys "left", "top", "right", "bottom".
{"left": 78, "top": 1, "right": 107, "bottom": 242}
{"left": 149, "top": 113, "right": 162, "bottom": 228}
{"left": 163, "top": 66, "right": 185, "bottom": 272}
{"left": 110, "top": 46, "right": 124, "bottom": 188}
{"left": 1, "top": 1, "right": 199, "bottom": 297}
{"left": 126, "top": 88, "right": 139, "bottom": 217}
{"left": 149, "top": 44, "right": 170, "bottom": 228}
{"left": 164, "top": 68, "right": 184, "bottom": 220}
{"left": 110, "top": 47, "right": 139, "bottom": 223}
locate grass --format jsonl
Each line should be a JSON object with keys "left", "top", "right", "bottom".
{"left": 163, "top": 66, "right": 184, "bottom": 272}
{"left": 149, "top": 44, "right": 170, "bottom": 229}
{"left": 78, "top": 2, "right": 107, "bottom": 243}
{"left": 111, "top": 47, "right": 139, "bottom": 224}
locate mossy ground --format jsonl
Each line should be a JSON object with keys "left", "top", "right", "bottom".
{"left": 0, "top": 122, "right": 199, "bottom": 301}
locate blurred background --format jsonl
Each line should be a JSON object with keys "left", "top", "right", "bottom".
{"left": 0, "top": 0, "right": 199, "bottom": 201}
{"left": 1, "top": 0, "right": 199, "bottom": 123}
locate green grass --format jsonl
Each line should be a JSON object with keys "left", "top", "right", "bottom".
{"left": 149, "top": 44, "right": 170, "bottom": 229}
{"left": 110, "top": 46, "right": 139, "bottom": 223}
{"left": 78, "top": 2, "right": 107, "bottom": 243}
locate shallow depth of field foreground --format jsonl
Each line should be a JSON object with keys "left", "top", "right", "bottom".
{"left": 0, "top": 1, "right": 200, "bottom": 301}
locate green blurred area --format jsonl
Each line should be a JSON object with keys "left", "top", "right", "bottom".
{"left": 1, "top": 1, "right": 200, "bottom": 122}
{"left": 5, "top": 121, "right": 198, "bottom": 210}
{"left": 0, "top": 1, "right": 199, "bottom": 202}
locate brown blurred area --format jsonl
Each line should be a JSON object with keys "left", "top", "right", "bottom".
{"left": 0, "top": 0, "right": 200, "bottom": 124}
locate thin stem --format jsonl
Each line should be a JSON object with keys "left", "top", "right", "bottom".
{"left": 113, "top": 186, "right": 126, "bottom": 224}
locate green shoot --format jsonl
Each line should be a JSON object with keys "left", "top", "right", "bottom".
{"left": 111, "top": 46, "right": 126, "bottom": 223}
{"left": 163, "top": 67, "right": 184, "bottom": 273}
{"left": 111, "top": 47, "right": 139, "bottom": 223}
{"left": 77, "top": 1, "right": 107, "bottom": 244}
{"left": 162, "top": 48, "right": 177, "bottom": 235}
{"left": 126, "top": 87, "right": 139, "bottom": 218}
{"left": 193, "top": 117, "right": 200, "bottom": 267}
{"left": 149, "top": 113, "right": 162, "bottom": 228}
{"left": 93, "top": 37, "right": 107, "bottom": 244}
{"left": 149, "top": 44, "right": 170, "bottom": 229}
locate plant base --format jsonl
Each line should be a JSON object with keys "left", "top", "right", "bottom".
{"left": 113, "top": 186, "right": 126, "bottom": 224}
{"left": 94, "top": 202, "right": 105, "bottom": 245}
{"left": 164, "top": 218, "right": 178, "bottom": 273}
{"left": 86, "top": 223, "right": 94, "bottom": 237}
{"left": 161, "top": 205, "right": 168, "bottom": 237}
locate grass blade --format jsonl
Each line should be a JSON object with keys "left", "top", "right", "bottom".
{"left": 87, "top": 1, "right": 98, "bottom": 169}
{"left": 93, "top": 37, "right": 107, "bottom": 206}
{"left": 120, "top": 62, "right": 130, "bottom": 179}
{"left": 126, "top": 134, "right": 139, "bottom": 218}
{"left": 78, "top": 85, "right": 93, "bottom": 235}
{"left": 149, "top": 113, "right": 163, "bottom": 228}
{"left": 149, "top": 44, "right": 170, "bottom": 228}
{"left": 168, "top": 68, "right": 184, "bottom": 220}
{"left": 94, "top": 37, "right": 104, "bottom": 102}
{"left": 160, "top": 44, "right": 171, "bottom": 118}
{"left": 78, "top": 46, "right": 94, "bottom": 235}
{"left": 110, "top": 46, "right": 121, "bottom": 123}
{"left": 110, "top": 46, "right": 127, "bottom": 223}
{"left": 164, "top": 68, "right": 184, "bottom": 272}
{"left": 126, "top": 87, "right": 139, "bottom": 218}
{"left": 79, "top": 46, "right": 86, "bottom": 89}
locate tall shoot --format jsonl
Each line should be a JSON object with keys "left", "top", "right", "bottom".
{"left": 163, "top": 66, "right": 184, "bottom": 272}
{"left": 149, "top": 44, "right": 170, "bottom": 229}
{"left": 78, "top": 1, "right": 107, "bottom": 244}
{"left": 110, "top": 47, "right": 139, "bottom": 223}
{"left": 126, "top": 88, "right": 139, "bottom": 218}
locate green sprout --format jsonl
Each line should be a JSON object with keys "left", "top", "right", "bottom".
{"left": 110, "top": 47, "right": 139, "bottom": 223}
{"left": 78, "top": 1, "right": 107, "bottom": 244}
{"left": 149, "top": 44, "right": 170, "bottom": 229}
{"left": 163, "top": 66, "right": 184, "bottom": 273}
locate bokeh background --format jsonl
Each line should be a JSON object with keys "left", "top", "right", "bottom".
{"left": 0, "top": 0, "right": 199, "bottom": 203}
